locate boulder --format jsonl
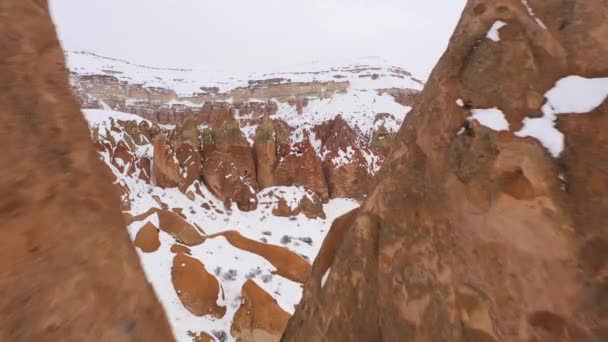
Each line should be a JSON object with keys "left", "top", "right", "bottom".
{"left": 171, "top": 254, "right": 226, "bottom": 318}
{"left": 134, "top": 222, "right": 161, "bottom": 253}
{"left": 231, "top": 280, "right": 291, "bottom": 342}
{"left": 157, "top": 210, "right": 205, "bottom": 246}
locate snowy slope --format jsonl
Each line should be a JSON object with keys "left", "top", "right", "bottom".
{"left": 86, "top": 110, "right": 358, "bottom": 341}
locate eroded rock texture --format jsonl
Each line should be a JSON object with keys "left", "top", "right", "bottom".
{"left": 0, "top": 1, "right": 172, "bottom": 340}
{"left": 283, "top": 1, "right": 608, "bottom": 341}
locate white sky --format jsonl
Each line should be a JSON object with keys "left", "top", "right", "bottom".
{"left": 49, "top": 0, "right": 465, "bottom": 79}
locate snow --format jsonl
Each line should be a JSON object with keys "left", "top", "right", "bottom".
{"left": 468, "top": 108, "right": 510, "bottom": 132}
{"left": 68, "top": 51, "right": 421, "bottom": 139}
{"left": 67, "top": 51, "right": 422, "bottom": 97}
{"left": 543, "top": 76, "right": 608, "bottom": 115}
{"left": 331, "top": 146, "right": 356, "bottom": 167}
{"left": 486, "top": 21, "right": 507, "bottom": 42}
{"left": 83, "top": 109, "right": 147, "bottom": 126}
{"left": 516, "top": 76, "right": 608, "bottom": 157}
{"left": 321, "top": 268, "right": 331, "bottom": 288}
{"left": 86, "top": 108, "right": 360, "bottom": 340}
{"left": 516, "top": 116, "right": 563, "bottom": 156}
{"left": 456, "top": 98, "right": 464, "bottom": 107}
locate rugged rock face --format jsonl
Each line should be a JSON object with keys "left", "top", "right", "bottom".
{"left": 316, "top": 115, "right": 379, "bottom": 200}
{"left": 153, "top": 133, "right": 182, "bottom": 188}
{"left": 283, "top": 1, "right": 608, "bottom": 341}
{"left": 275, "top": 142, "right": 330, "bottom": 202}
{"left": 70, "top": 51, "right": 422, "bottom": 206}
{"left": 202, "top": 119, "right": 259, "bottom": 211}
{"left": 0, "top": 1, "right": 172, "bottom": 340}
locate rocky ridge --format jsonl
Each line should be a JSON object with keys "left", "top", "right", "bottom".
{"left": 71, "top": 51, "right": 423, "bottom": 203}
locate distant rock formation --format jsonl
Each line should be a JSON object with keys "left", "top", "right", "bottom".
{"left": 282, "top": 0, "right": 608, "bottom": 341}
{"left": 0, "top": 1, "right": 173, "bottom": 340}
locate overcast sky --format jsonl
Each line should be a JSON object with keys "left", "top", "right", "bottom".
{"left": 50, "top": 0, "right": 465, "bottom": 78}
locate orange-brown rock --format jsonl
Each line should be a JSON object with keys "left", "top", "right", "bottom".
{"left": 175, "top": 142, "right": 201, "bottom": 191}
{"left": 377, "top": 87, "right": 419, "bottom": 107}
{"left": 262, "top": 188, "right": 326, "bottom": 219}
{"left": 274, "top": 142, "right": 329, "bottom": 202}
{"left": 152, "top": 117, "right": 201, "bottom": 191}
{"left": 134, "top": 222, "right": 161, "bottom": 253}
{"left": 201, "top": 151, "right": 258, "bottom": 211}
{"left": 316, "top": 115, "right": 377, "bottom": 200}
{"left": 283, "top": 1, "right": 608, "bottom": 341}
{"left": 201, "top": 120, "right": 258, "bottom": 210}
{"left": 157, "top": 209, "right": 205, "bottom": 246}
{"left": 153, "top": 133, "right": 181, "bottom": 188}
{"left": 235, "top": 100, "right": 279, "bottom": 119}
{"left": 0, "top": 1, "right": 172, "bottom": 340}
{"left": 171, "top": 254, "right": 226, "bottom": 318}
{"left": 253, "top": 117, "right": 283, "bottom": 188}
{"left": 188, "top": 330, "right": 215, "bottom": 342}
{"left": 307, "top": 209, "right": 359, "bottom": 285}
{"left": 110, "top": 140, "right": 135, "bottom": 174}
{"left": 207, "top": 231, "right": 310, "bottom": 284}
{"left": 232, "top": 280, "right": 291, "bottom": 342}
{"left": 170, "top": 244, "right": 192, "bottom": 255}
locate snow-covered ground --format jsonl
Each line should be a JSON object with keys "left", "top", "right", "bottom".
{"left": 85, "top": 110, "right": 359, "bottom": 341}
{"left": 67, "top": 51, "right": 422, "bottom": 95}
{"left": 69, "top": 51, "right": 421, "bottom": 139}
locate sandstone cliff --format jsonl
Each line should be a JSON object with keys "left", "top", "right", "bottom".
{"left": 0, "top": 1, "right": 173, "bottom": 340}
{"left": 282, "top": 0, "right": 608, "bottom": 341}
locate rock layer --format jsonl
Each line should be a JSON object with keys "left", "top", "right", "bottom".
{"left": 282, "top": 1, "right": 608, "bottom": 341}
{"left": 0, "top": 1, "right": 172, "bottom": 340}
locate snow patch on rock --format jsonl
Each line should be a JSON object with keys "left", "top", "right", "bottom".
{"left": 468, "top": 108, "right": 510, "bottom": 132}
{"left": 516, "top": 75, "right": 608, "bottom": 157}
{"left": 486, "top": 21, "right": 507, "bottom": 42}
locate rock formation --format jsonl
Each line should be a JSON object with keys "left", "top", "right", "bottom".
{"left": 282, "top": 0, "right": 608, "bottom": 341}
{"left": 201, "top": 119, "right": 259, "bottom": 211}
{"left": 232, "top": 280, "right": 291, "bottom": 342}
{"left": 0, "top": 1, "right": 173, "bottom": 340}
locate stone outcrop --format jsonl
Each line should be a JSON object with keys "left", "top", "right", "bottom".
{"left": 315, "top": 115, "right": 378, "bottom": 200}
{"left": 275, "top": 142, "right": 329, "bottom": 202}
{"left": 201, "top": 119, "right": 258, "bottom": 211}
{"left": 232, "top": 280, "right": 291, "bottom": 342}
{"left": 254, "top": 117, "right": 286, "bottom": 189}
{"left": 258, "top": 187, "right": 326, "bottom": 219}
{"left": 134, "top": 222, "right": 162, "bottom": 253}
{"left": 157, "top": 209, "right": 205, "bottom": 246}
{"left": 0, "top": 1, "right": 173, "bottom": 340}
{"left": 282, "top": 1, "right": 608, "bottom": 341}
{"left": 171, "top": 253, "right": 226, "bottom": 318}
{"left": 152, "top": 113, "right": 202, "bottom": 191}
{"left": 152, "top": 133, "right": 182, "bottom": 188}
